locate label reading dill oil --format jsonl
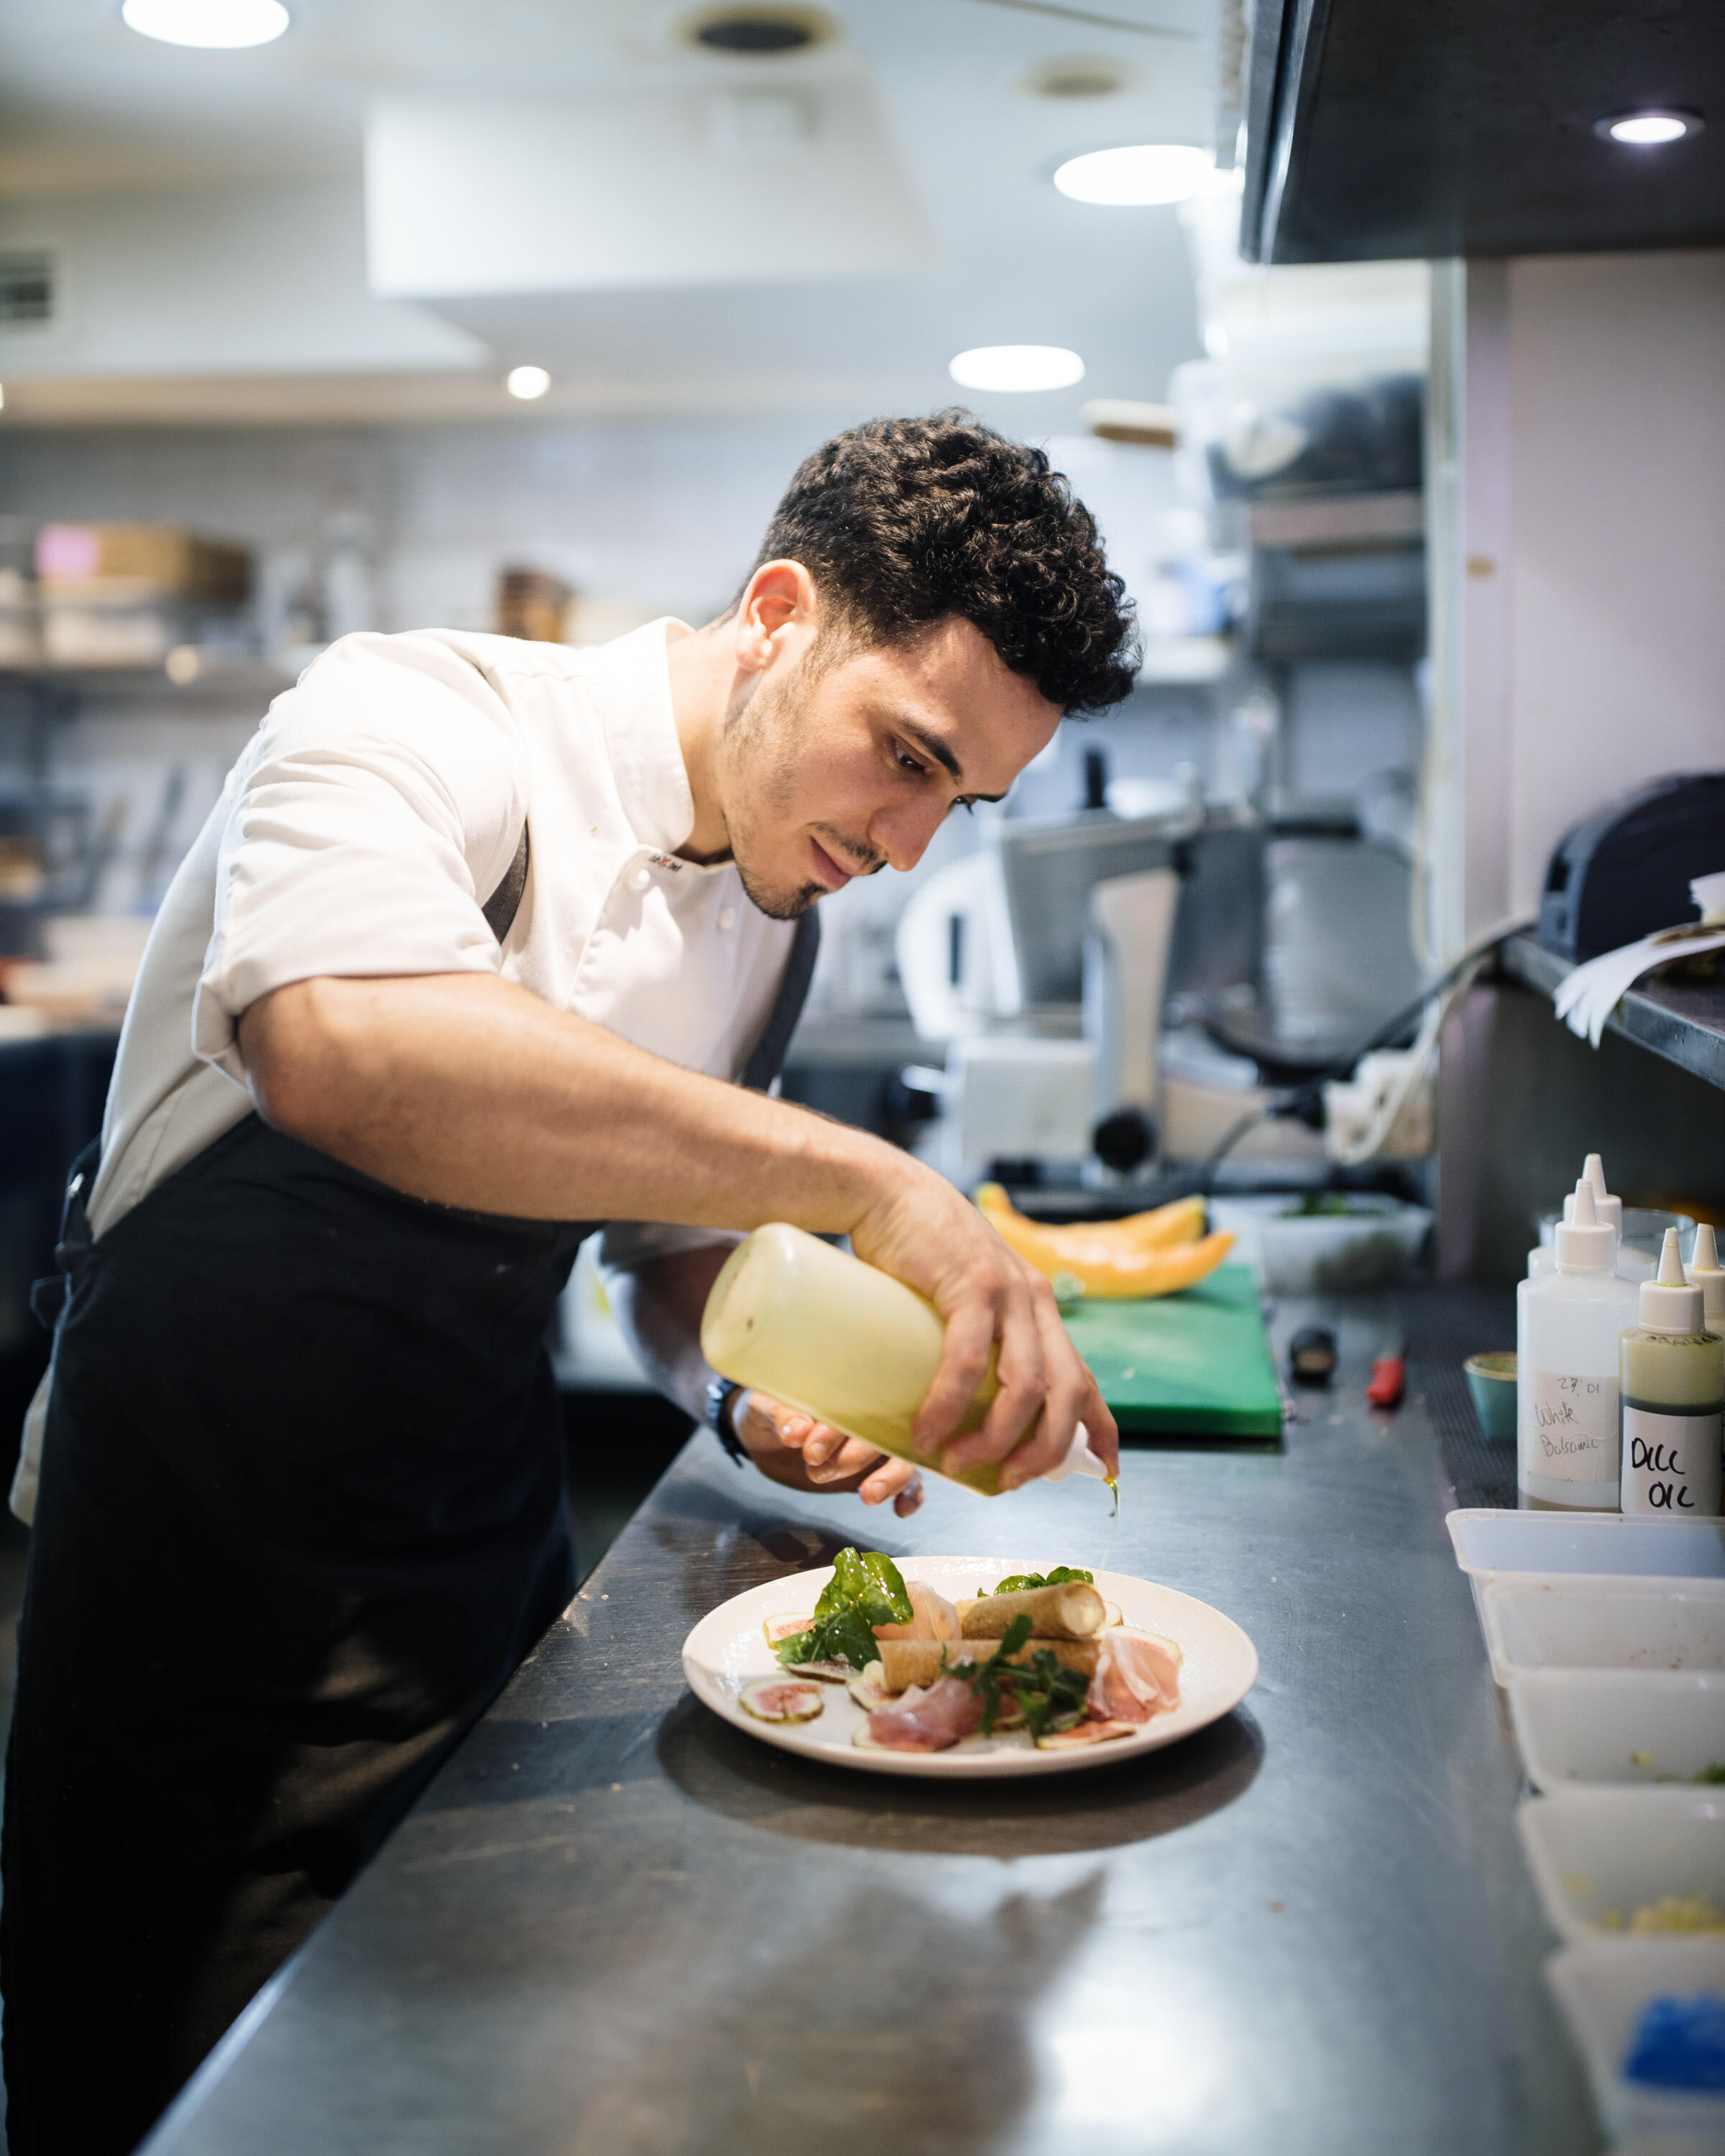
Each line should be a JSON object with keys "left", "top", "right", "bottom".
{"left": 1532, "top": 1370, "right": 1619, "bottom": 1481}
{"left": 1621, "top": 1403, "right": 1724, "bottom": 1516}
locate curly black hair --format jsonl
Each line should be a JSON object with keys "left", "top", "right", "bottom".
{"left": 747, "top": 411, "right": 1139, "bottom": 716}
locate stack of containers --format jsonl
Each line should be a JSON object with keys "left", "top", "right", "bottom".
{"left": 1449, "top": 1202, "right": 1725, "bottom": 2147}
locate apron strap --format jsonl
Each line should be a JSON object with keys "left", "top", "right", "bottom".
{"left": 740, "top": 909, "right": 819, "bottom": 1094}
{"left": 482, "top": 824, "right": 531, "bottom": 945}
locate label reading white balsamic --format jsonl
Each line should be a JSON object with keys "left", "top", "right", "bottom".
{"left": 1532, "top": 1370, "right": 1619, "bottom": 1480}
{"left": 1621, "top": 1404, "right": 1724, "bottom": 1516}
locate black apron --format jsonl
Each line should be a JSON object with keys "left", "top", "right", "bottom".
{"left": 1, "top": 900, "right": 818, "bottom": 2156}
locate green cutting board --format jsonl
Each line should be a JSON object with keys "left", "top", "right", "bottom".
{"left": 1061, "top": 1264, "right": 1283, "bottom": 1439}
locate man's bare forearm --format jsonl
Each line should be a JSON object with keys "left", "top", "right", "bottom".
{"left": 239, "top": 972, "right": 911, "bottom": 1233}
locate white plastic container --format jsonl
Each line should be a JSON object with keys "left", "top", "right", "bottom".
{"left": 1448, "top": 1508, "right": 1725, "bottom": 1650}
{"left": 1206, "top": 1192, "right": 1431, "bottom": 1293}
{"left": 1518, "top": 1179, "right": 1639, "bottom": 1508}
{"left": 1518, "top": 1789, "right": 1725, "bottom": 1944}
{"left": 1546, "top": 1937, "right": 1725, "bottom": 2145}
{"left": 1508, "top": 1669, "right": 1725, "bottom": 1791}
{"left": 1481, "top": 1577, "right": 1725, "bottom": 1687}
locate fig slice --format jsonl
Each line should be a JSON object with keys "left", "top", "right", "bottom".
{"left": 780, "top": 1659, "right": 849, "bottom": 1683}
{"left": 762, "top": 1613, "right": 811, "bottom": 1646}
{"left": 847, "top": 1661, "right": 895, "bottom": 1714}
{"left": 1035, "top": 1718, "right": 1138, "bottom": 1751}
{"left": 739, "top": 1678, "right": 825, "bottom": 1725}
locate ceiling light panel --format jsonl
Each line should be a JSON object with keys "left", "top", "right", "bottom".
{"left": 121, "top": 0, "right": 290, "bottom": 50}
{"left": 1054, "top": 143, "right": 1210, "bottom": 205}
{"left": 948, "top": 344, "right": 1085, "bottom": 392}
{"left": 1596, "top": 110, "right": 1703, "bottom": 145}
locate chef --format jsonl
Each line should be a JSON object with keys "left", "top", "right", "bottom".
{"left": 1, "top": 413, "right": 1136, "bottom": 2156}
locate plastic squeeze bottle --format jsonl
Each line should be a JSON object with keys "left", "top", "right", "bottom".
{"left": 700, "top": 1222, "right": 1111, "bottom": 1498}
{"left": 1517, "top": 1179, "right": 1637, "bottom": 1508}
{"left": 1620, "top": 1228, "right": 1725, "bottom": 1516}
{"left": 1685, "top": 1222, "right": 1725, "bottom": 1340}
{"left": 1528, "top": 1153, "right": 1622, "bottom": 1279}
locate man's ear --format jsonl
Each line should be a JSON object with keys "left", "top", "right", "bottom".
{"left": 734, "top": 559, "right": 816, "bottom": 675}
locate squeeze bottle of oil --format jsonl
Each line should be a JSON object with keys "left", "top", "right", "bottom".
{"left": 1685, "top": 1222, "right": 1725, "bottom": 1340}
{"left": 699, "top": 1222, "right": 1110, "bottom": 1498}
{"left": 1620, "top": 1228, "right": 1725, "bottom": 1516}
{"left": 1517, "top": 1179, "right": 1637, "bottom": 1508}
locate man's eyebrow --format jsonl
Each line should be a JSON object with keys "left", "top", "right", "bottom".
{"left": 898, "top": 719, "right": 1007, "bottom": 803}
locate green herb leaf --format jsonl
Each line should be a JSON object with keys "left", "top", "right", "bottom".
{"left": 960, "top": 1614, "right": 1090, "bottom": 1740}
{"left": 990, "top": 1565, "right": 1095, "bottom": 1595}
{"left": 776, "top": 1547, "right": 912, "bottom": 1672}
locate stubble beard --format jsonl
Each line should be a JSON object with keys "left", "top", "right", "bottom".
{"left": 721, "top": 655, "right": 870, "bottom": 921}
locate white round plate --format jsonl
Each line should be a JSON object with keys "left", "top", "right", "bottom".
{"left": 681, "top": 1555, "right": 1259, "bottom": 1779}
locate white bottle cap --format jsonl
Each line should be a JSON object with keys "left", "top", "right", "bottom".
{"left": 1640, "top": 1226, "right": 1705, "bottom": 1333}
{"left": 1042, "top": 1422, "right": 1112, "bottom": 1485}
{"left": 1562, "top": 1153, "right": 1623, "bottom": 1237}
{"left": 1685, "top": 1222, "right": 1725, "bottom": 1325}
{"left": 1555, "top": 1179, "right": 1615, "bottom": 1273}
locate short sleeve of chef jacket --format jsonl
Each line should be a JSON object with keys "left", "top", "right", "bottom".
{"left": 193, "top": 632, "right": 525, "bottom": 1081}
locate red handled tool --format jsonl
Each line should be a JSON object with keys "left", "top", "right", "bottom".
{"left": 1366, "top": 1342, "right": 1408, "bottom": 1410}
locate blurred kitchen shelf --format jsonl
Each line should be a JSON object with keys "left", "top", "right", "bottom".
{"left": 0, "top": 655, "right": 300, "bottom": 706}
{"left": 1503, "top": 933, "right": 1725, "bottom": 1091}
{"left": 1245, "top": 492, "right": 1422, "bottom": 551}
{"left": 1136, "top": 635, "right": 1236, "bottom": 686}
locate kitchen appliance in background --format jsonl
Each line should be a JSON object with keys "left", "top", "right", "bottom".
{"left": 1210, "top": 834, "right": 1422, "bottom": 1072}
{"left": 1083, "top": 867, "right": 1181, "bottom": 1171}
{"left": 893, "top": 849, "right": 1019, "bottom": 1043}
{"left": 1537, "top": 772, "right": 1725, "bottom": 959}
{"left": 996, "top": 803, "right": 1195, "bottom": 1013}
{"left": 33, "top": 524, "right": 252, "bottom": 668}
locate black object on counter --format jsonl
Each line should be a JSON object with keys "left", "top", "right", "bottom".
{"left": 1538, "top": 772, "right": 1725, "bottom": 959}
{"left": 1289, "top": 1324, "right": 1339, "bottom": 1386}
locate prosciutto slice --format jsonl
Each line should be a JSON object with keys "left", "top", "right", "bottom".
{"left": 865, "top": 1674, "right": 985, "bottom": 1752}
{"left": 873, "top": 1579, "right": 961, "bottom": 1644}
{"left": 1086, "top": 1628, "right": 1182, "bottom": 1724}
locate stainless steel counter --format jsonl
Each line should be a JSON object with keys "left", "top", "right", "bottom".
{"left": 144, "top": 1293, "right": 1596, "bottom": 2156}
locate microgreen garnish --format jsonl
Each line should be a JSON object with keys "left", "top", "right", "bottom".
{"left": 957, "top": 1612, "right": 1090, "bottom": 1739}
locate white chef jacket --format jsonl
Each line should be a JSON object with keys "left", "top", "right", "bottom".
{"left": 12, "top": 617, "right": 796, "bottom": 1521}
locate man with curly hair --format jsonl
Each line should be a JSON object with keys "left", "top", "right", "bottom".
{"left": 2, "top": 411, "right": 1138, "bottom": 2155}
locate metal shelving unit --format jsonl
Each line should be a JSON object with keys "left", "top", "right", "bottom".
{"left": 1501, "top": 933, "right": 1725, "bottom": 1092}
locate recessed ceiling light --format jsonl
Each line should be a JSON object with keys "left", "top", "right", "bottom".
{"left": 1053, "top": 144, "right": 1212, "bottom": 206}
{"left": 681, "top": 6, "right": 832, "bottom": 53}
{"left": 949, "top": 346, "right": 1085, "bottom": 393}
{"left": 1596, "top": 109, "right": 1703, "bottom": 146}
{"left": 1024, "top": 58, "right": 1130, "bottom": 101}
{"left": 506, "top": 366, "right": 551, "bottom": 401}
{"left": 120, "top": 0, "right": 289, "bottom": 49}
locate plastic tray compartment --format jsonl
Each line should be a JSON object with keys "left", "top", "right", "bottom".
{"left": 1519, "top": 1789, "right": 1725, "bottom": 1945}
{"left": 1546, "top": 1936, "right": 1725, "bottom": 2146}
{"left": 1448, "top": 1511, "right": 1725, "bottom": 1585}
{"left": 1481, "top": 1577, "right": 1725, "bottom": 1689}
{"left": 1509, "top": 1669, "right": 1725, "bottom": 1792}
{"left": 1448, "top": 1510, "right": 1725, "bottom": 1644}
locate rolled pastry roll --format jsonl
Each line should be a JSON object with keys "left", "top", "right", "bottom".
{"left": 959, "top": 1582, "right": 1105, "bottom": 1641}
{"left": 878, "top": 1635, "right": 1099, "bottom": 1692}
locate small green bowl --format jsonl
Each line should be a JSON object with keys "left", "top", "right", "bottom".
{"left": 1464, "top": 1351, "right": 1518, "bottom": 1442}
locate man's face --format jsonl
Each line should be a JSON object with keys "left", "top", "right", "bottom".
{"left": 715, "top": 615, "right": 1063, "bottom": 921}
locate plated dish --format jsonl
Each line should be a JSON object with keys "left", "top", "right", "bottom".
{"left": 681, "top": 1552, "right": 1259, "bottom": 1780}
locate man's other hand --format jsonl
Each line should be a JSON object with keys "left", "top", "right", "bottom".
{"left": 733, "top": 1392, "right": 924, "bottom": 1518}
